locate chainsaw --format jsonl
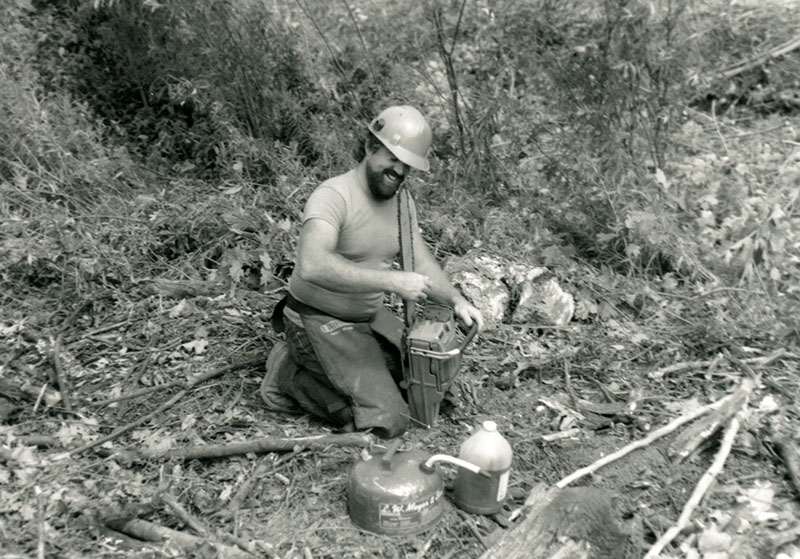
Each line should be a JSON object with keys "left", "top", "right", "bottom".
{"left": 396, "top": 187, "right": 479, "bottom": 428}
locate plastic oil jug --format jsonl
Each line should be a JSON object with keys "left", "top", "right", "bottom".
{"left": 453, "top": 420, "right": 513, "bottom": 514}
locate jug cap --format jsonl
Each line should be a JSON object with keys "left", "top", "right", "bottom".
{"left": 482, "top": 420, "right": 497, "bottom": 432}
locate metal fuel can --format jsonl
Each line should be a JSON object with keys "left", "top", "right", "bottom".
{"left": 453, "top": 420, "right": 513, "bottom": 514}
{"left": 347, "top": 441, "right": 444, "bottom": 536}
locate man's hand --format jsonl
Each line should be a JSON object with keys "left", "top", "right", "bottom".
{"left": 453, "top": 298, "right": 485, "bottom": 332}
{"left": 391, "top": 271, "right": 431, "bottom": 302}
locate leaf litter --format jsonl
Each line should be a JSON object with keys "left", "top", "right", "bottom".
{"left": 5, "top": 270, "right": 800, "bottom": 558}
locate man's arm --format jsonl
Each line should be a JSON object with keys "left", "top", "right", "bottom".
{"left": 413, "top": 231, "right": 485, "bottom": 331}
{"left": 295, "top": 218, "right": 431, "bottom": 302}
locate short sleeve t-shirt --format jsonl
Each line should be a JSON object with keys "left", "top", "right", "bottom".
{"left": 288, "top": 168, "right": 417, "bottom": 321}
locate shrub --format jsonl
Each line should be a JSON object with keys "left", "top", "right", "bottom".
{"left": 37, "top": 0, "right": 327, "bottom": 177}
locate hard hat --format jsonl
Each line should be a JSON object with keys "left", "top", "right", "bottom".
{"left": 368, "top": 106, "right": 432, "bottom": 171}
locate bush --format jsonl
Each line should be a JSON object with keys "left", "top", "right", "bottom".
{"left": 37, "top": 0, "right": 328, "bottom": 177}
{"left": 1, "top": 1, "right": 141, "bottom": 298}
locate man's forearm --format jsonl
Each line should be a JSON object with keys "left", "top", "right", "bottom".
{"left": 415, "top": 249, "right": 466, "bottom": 307}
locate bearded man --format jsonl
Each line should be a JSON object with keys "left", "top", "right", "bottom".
{"left": 262, "top": 105, "right": 484, "bottom": 438}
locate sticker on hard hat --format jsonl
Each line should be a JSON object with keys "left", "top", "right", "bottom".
{"left": 372, "top": 118, "right": 384, "bottom": 132}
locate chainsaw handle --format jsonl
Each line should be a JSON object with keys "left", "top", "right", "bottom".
{"left": 457, "top": 322, "right": 479, "bottom": 355}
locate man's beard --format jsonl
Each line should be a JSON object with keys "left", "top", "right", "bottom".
{"left": 366, "top": 165, "right": 405, "bottom": 201}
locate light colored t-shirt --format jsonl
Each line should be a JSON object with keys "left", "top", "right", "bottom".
{"left": 288, "top": 167, "right": 417, "bottom": 321}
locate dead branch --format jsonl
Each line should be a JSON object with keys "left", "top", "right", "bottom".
{"left": 540, "top": 428, "right": 581, "bottom": 442}
{"left": 456, "top": 510, "right": 489, "bottom": 550}
{"left": 71, "top": 320, "right": 128, "bottom": 343}
{"left": 149, "top": 278, "right": 226, "bottom": 298}
{"left": 538, "top": 398, "right": 585, "bottom": 422}
{"left": 65, "top": 356, "right": 264, "bottom": 457}
{"left": 148, "top": 279, "right": 271, "bottom": 305}
{"left": 647, "top": 349, "right": 788, "bottom": 380}
{"left": 564, "top": 362, "right": 633, "bottom": 418}
{"left": 65, "top": 388, "right": 189, "bottom": 457}
{"left": 51, "top": 335, "right": 73, "bottom": 413}
{"left": 561, "top": 361, "right": 617, "bottom": 429}
{"left": 643, "top": 404, "right": 747, "bottom": 559}
{"left": 0, "top": 379, "right": 61, "bottom": 407}
{"left": 104, "top": 517, "right": 253, "bottom": 558}
{"left": 159, "top": 493, "right": 208, "bottom": 536}
{"left": 717, "top": 35, "right": 800, "bottom": 82}
{"left": 225, "top": 450, "right": 304, "bottom": 517}
{"left": 36, "top": 486, "right": 45, "bottom": 559}
{"left": 158, "top": 491, "right": 268, "bottom": 555}
{"left": 140, "top": 432, "right": 371, "bottom": 461}
{"left": 226, "top": 461, "right": 270, "bottom": 517}
{"left": 3, "top": 435, "right": 58, "bottom": 448}
{"left": 647, "top": 360, "right": 710, "bottom": 380}
{"left": 775, "top": 439, "right": 800, "bottom": 500}
{"left": 555, "top": 388, "right": 741, "bottom": 489}
{"left": 92, "top": 380, "right": 183, "bottom": 407}
{"left": 668, "top": 378, "right": 755, "bottom": 461}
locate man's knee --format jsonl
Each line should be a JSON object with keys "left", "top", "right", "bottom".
{"left": 287, "top": 368, "right": 354, "bottom": 427}
{"left": 373, "top": 413, "right": 409, "bottom": 439}
{"left": 286, "top": 367, "right": 410, "bottom": 438}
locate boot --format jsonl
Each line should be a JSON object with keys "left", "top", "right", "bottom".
{"left": 261, "top": 341, "right": 301, "bottom": 413}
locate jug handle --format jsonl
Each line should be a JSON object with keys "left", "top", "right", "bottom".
{"left": 381, "top": 439, "right": 403, "bottom": 471}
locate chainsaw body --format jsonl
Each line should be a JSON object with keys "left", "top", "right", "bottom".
{"left": 403, "top": 304, "right": 477, "bottom": 428}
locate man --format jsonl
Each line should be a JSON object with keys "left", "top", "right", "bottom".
{"left": 262, "top": 105, "right": 484, "bottom": 438}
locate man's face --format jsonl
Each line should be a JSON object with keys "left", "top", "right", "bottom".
{"left": 365, "top": 145, "right": 410, "bottom": 201}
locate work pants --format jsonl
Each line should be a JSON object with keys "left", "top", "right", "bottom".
{"left": 280, "top": 299, "right": 410, "bottom": 439}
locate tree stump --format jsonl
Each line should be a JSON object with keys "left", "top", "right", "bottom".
{"left": 480, "top": 484, "right": 639, "bottom": 559}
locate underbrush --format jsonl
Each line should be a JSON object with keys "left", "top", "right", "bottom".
{"left": 2, "top": 0, "right": 797, "bottom": 347}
